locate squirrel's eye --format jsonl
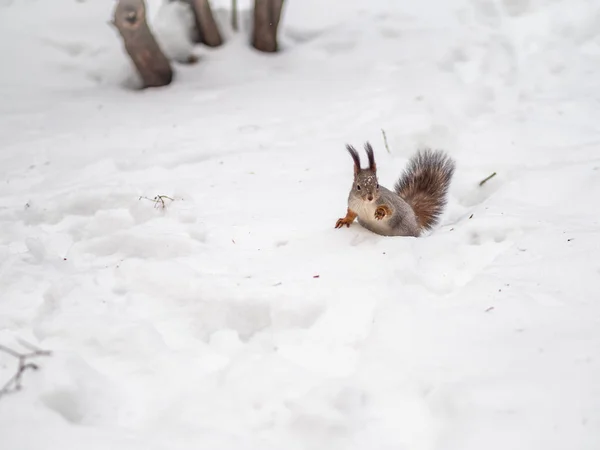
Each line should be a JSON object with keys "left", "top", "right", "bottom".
{"left": 376, "top": 184, "right": 379, "bottom": 189}
{"left": 356, "top": 185, "right": 361, "bottom": 190}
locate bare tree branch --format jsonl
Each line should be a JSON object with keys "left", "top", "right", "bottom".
{"left": 0, "top": 341, "right": 51, "bottom": 400}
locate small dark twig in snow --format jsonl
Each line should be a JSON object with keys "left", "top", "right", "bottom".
{"left": 0, "top": 341, "right": 51, "bottom": 400}
{"left": 485, "top": 306, "right": 495, "bottom": 313}
{"left": 479, "top": 172, "right": 497, "bottom": 186}
{"left": 139, "top": 195, "right": 175, "bottom": 209}
{"left": 381, "top": 129, "right": 391, "bottom": 154}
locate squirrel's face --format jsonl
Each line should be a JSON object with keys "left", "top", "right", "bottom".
{"left": 346, "top": 142, "right": 380, "bottom": 202}
{"left": 353, "top": 170, "right": 380, "bottom": 202}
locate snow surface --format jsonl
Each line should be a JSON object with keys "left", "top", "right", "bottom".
{"left": 1, "top": 0, "right": 600, "bottom": 449}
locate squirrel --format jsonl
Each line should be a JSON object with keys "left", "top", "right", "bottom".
{"left": 335, "top": 142, "right": 456, "bottom": 237}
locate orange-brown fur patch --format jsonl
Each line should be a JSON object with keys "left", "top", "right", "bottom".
{"left": 374, "top": 204, "right": 392, "bottom": 220}
{"left": 335, "top": 208, "right": 357, "bottom": 228}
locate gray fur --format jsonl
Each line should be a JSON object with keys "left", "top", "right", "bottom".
{"left": 347, "top": 183, "right": 420, "bottom": 237}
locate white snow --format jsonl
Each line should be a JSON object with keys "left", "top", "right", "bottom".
{"left": 1, "top": 0, "right": 600, "bottom": 449}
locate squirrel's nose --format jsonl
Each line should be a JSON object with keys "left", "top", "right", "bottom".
{"left": 367, "top": 194, "right": 373, "bottom": 201}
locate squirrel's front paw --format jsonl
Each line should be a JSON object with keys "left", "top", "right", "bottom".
{"left": 335, "top": 208, "right": 357, "bottom": 229}
{"left": 374, "top": 205, "right": 391, "bottom": 220}
{"left": 335, "top": 218, "right": 352, "bottom": 228}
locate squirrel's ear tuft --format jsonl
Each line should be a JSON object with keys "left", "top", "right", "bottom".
{"left": 364, "top": 142, "right": 376, "bottom": 172}
{"left": 346, "top": 144, "right": 361, "bottom": 175}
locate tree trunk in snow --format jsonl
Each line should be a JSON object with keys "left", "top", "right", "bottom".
{"left": 113, "top": 0, "right": 173, "bottom": 88}
{"left": 188, "top": 0, "right": 223, "bottom": 47}
{"left": 252, "top": 0, "right": 285, "bottom": 53}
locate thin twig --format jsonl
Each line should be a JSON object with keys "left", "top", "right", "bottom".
{"left": 16, "top": 339, "right": 48, "bottom": 354}
{"left": 381, "top": 129, "right": 391, "bottom": 153}
{"left": 0, "top": 341, "right": 51, "bottom": 400}
{"left": 139, "top": 195, "right": 175, "bottom": 209}
{"left": 479, "top": 172, "right": 497, "bottom": 186}
{"left": 0, "top": 345, "right": 20, "bottom": 358}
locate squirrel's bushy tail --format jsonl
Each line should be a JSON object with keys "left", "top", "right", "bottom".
{"left": 394, "top": 149, "right": 456, "bottom": 232}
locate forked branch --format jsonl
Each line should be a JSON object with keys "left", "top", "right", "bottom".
{"left": 0, "top": 341, "right": 52, "bottom": 400}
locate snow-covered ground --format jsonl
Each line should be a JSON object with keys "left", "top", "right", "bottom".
{"left": 1, "top": 0, "right": 600, "bottom": 448}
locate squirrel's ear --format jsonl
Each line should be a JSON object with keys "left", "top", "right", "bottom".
{"left": 364, "top": 142, "right": 376, "bottom": 172}
{"left": 346, "top": 144, "right": 361, "bottom": 175}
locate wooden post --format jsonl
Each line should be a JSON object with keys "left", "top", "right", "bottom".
{"left": 252, "top": 0, "right": 284, "bottom": 53}
{"left": 188, "top": 0, "right": 224, "bottom": 47}
{"left": 113, "top": 0, "right": 173, "bottom": 88}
